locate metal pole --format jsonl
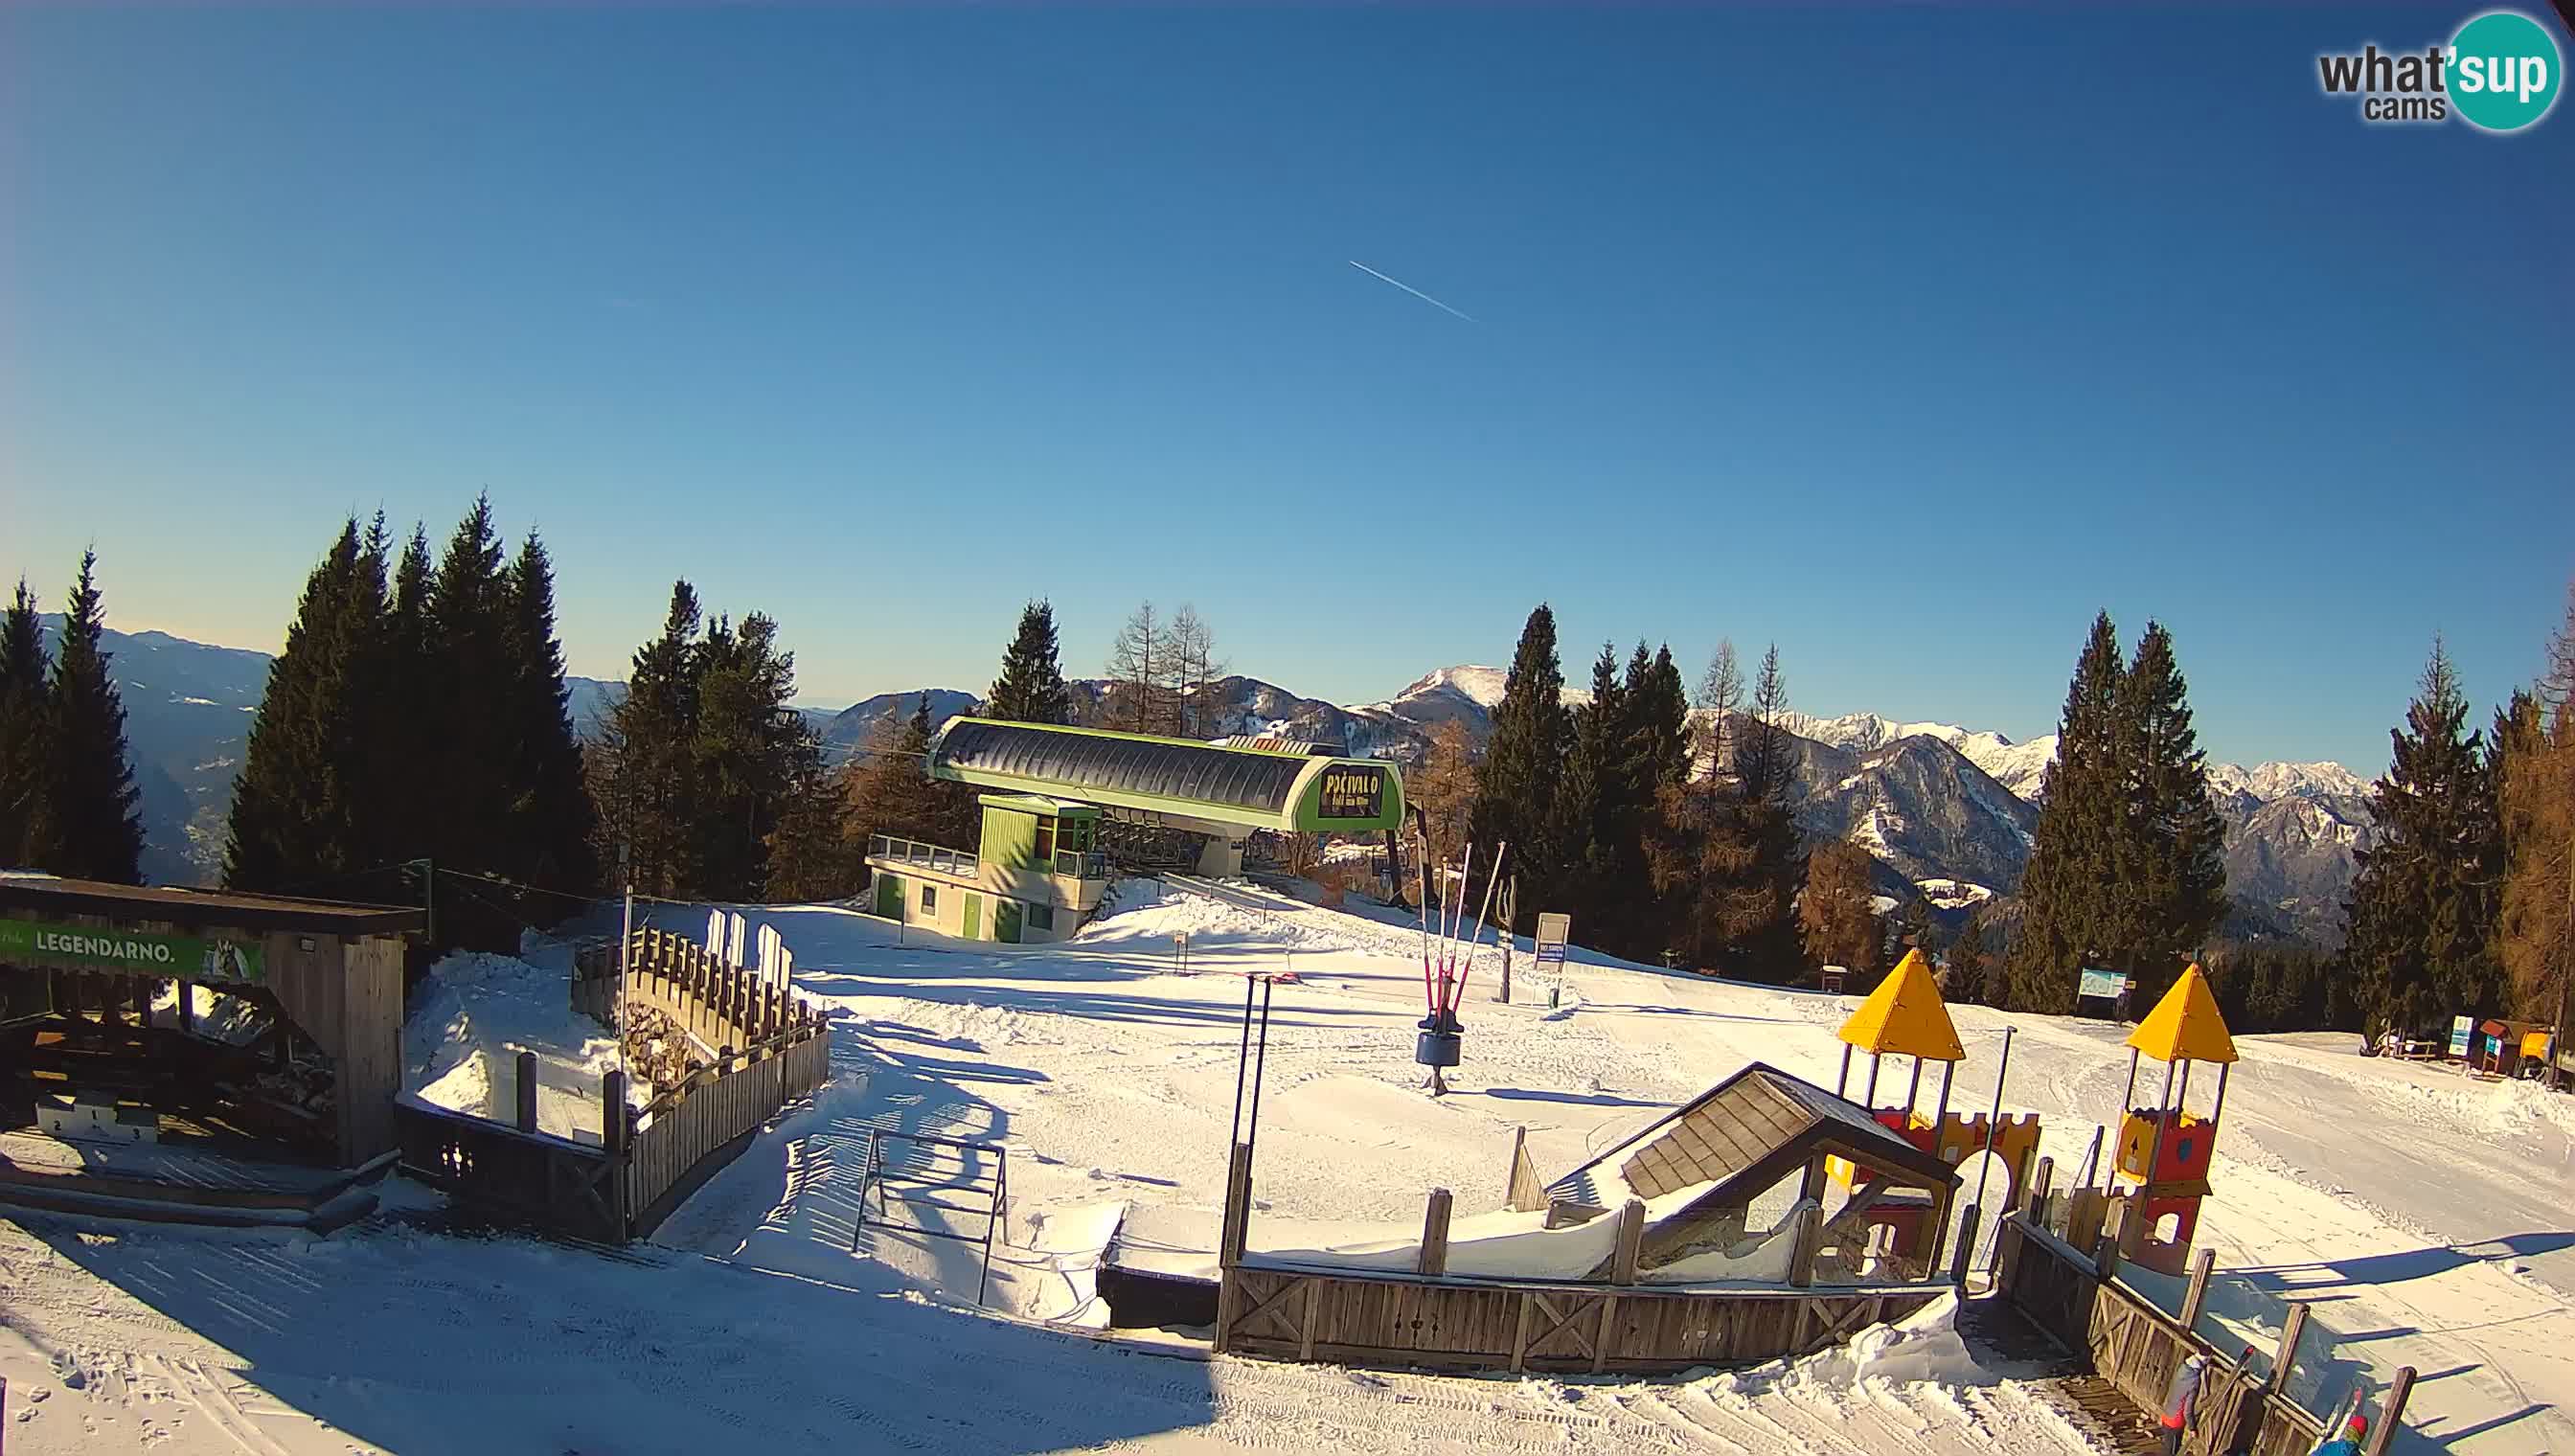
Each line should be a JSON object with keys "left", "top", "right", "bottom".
{"left": 1836, "top": 1042, "right": 1854, "bottom": 1099}
{"left": 1971, "top": 1028, "right": 2015, "bottom": 1230}
{"left": 1229, "top": 975, "right": 1256, "bottom": 1142}
{"left": 2207, "top": 1060, "right": 2232, "bottom": 1144}
{"left": 1863, "top": 1053, "right": 1882, "bottom": 1106}
{"left": 2120, "top": 1047, "right": 2140, "bottom": 1112}
{"left": 1904, "top": 1056, "right": 1926, "bottom": 1118}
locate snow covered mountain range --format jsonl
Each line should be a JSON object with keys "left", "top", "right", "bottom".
{"left": 64, "top": 628, "right": 2370, "bottom": 945}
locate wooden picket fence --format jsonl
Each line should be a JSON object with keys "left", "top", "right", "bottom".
{"left": 399, "top": 928, "right": 832, "bottom": 1243}
{"left": 1994, "top": 1157, "right": 2415, "bottom": 1456}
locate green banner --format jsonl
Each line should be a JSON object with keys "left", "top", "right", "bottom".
{"left": 0, "top": 918, "right": 264, "bottom": 984}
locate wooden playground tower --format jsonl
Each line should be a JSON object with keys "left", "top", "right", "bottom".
{"left": 2107, "top": 962, "right": 2237, "bottom": 1277}
{"left": 1828, "top": 948, "right": 2040, "bottom": 1272}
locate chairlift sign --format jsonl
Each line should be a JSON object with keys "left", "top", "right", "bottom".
{"left": 1316, "top": 764, "right": 1386, "bottom": 821}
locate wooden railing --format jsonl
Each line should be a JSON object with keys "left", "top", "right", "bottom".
{"left": 1994, "top": 1175, "right": 2415, "bottom": 1456}
{"left": 574, "top": 927, "right": 824, "bottom": 1056}
{"left": 399, "top": 929, "right": 832, "bottom": 1244}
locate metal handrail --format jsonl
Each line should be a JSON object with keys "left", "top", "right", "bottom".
{"left": 868, "top": 833, "right": 978, "bottom": 876}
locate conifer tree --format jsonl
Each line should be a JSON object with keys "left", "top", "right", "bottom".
{"left": 1646, "top": 641, "right": 1798, "bottom": 978}
{"left": 35, "top": 551, "right": 145, "bottom": 882}
{"left": 2343, "top": 640, "right": 2505, "bottom": 1034}
{"left": 2110, "top": 623, "right": 2230, "bottom": 1008}
{"left": 361, "top": 524, "right": 440, "bottom": 869}
{"left": 988, "top": 600, "right": 1073, "bottom": 724}
{"left": 1946, "top": 906, "right": 1992, "bottom": 1006}
{"left": 226, "top": 519, "right": 382, "bottom": 891}
{"left": 0, "top": 580, "right": 50, "bottom": 865}
{"left": 2005, "top": 613, "right": 2128, "bottom": 1012}
{"left": 765, "top": 730, "right": 856, "bottom": 901}
{"left": 692, "top": 613, "right": 808, "bottom": 899}
{"left": 842, "top": 694, "right": 975, "bottom": 853}
{"left": 502, "top": 531, "right": 597, "bottom": 894}
{"left": 1553, "top": 644, "right": 1626, "bottom": 935}
{"left": 1468, "top": 604, "right": 1570, "bottom": 925}
{"left": 425, "top": 494, "right": 515, "bottom": 874}
{"left": 594, "top": 581, "right": 704, "bottom": 896}
{"left": 1799, "top": 840, "right": 1883, "bottom": 976}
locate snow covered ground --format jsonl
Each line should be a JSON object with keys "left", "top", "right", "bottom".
{"left": 1, "top": 879, "right": 2567, "bottom": 1453}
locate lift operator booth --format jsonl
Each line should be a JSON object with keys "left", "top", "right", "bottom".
{"left": 0, "top": 877, "right": 421, "bottom": 1212}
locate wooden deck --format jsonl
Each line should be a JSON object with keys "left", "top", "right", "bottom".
{"left": 0, "top": 1129, "right": 390, "bottom": 1229}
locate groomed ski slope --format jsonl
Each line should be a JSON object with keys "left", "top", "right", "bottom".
{"left": 1, "top": 880, "right": 2566, "bottom": 1454}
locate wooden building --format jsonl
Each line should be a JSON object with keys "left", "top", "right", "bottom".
{"left": 0, "top": 876, "right": 421, "bottom": 1175}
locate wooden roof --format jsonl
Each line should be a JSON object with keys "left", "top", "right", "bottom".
{"left": 1547, "top": 1062, "right": 1959, "bottom": 1215}
{"left": 0, "top": 876, "right": 424, "bottom": 937}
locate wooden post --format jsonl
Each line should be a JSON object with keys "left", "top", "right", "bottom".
{"left": 2360, "top": 1366, "right": 2415, "bottom": 1456}
{"left": 1788, "top": 1199, "right": 1826, "bottom": 1287}
{"left": 515, "top": 1050, "right": 539, "bottom": 1134}
{"left": 2094, "top": 1196, "right": 2125, "bottom": 1281}
{"left": 1418, "top": 1188, "right": 1453, "bottom": 1276}
{"left": 175, "top": 978, "right": 194, "bottom": 1033}
{"left": 2269, "top": 1302, "right": 2312, "bottom": 1395}
{"left": 1610, "top": 1198, "right": 1646, "bottom": 1285}
{"left": 2179, "top": 1246, "right": 2218, "bottom": 1331}
{"left": 2028, "top": 1155, "right": 2055, "bottom": 1222}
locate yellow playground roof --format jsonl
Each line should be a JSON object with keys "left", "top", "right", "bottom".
{"left": 1837, "top": 948, "right": 1965, "bottom": 1061}
{"left": 2126, "top": 964, "right": 2238, "bottom": 1065}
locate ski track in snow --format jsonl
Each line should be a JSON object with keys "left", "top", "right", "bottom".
{"left": 3, "top": 882, "right": 2567, "bottom": 1453}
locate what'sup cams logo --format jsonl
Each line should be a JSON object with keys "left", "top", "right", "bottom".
{"left": 2317, "top": 9, "right": 2563, "bottom": 130}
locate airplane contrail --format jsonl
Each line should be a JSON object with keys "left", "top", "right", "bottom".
{"left": 1347, "top": 260, "right": 1476, "bottom": 323}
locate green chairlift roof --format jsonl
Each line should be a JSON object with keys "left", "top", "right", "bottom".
{"left": 927, "top": 718, "right": 1405, "bottom": 833}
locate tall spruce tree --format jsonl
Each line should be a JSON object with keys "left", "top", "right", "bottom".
{"left": 35, "top": 551, "right": 146, "bottom": 882}
{"left": 2342, "top": 640, "right": 2505, "bottom": 1034}
{"left": 692, "top": 612, "right": 808, "bottom": 899}
{"left": 1469, "top": 604, "right": 1570, "bottom": 925}
{"left": 2005, "top": 613, "right": 2129, "bottom": 1012}
{"left": 1721, "top": 644, "right": 1805, "bottom": 979}
{"left": 594, "top": 582, "right": 704, "bottom": 896}
{"left": 2110, "top": 623, "right": 2230, "bottom": 1009}
{"left": 0, "top": 580, "right": 49, "bottom": 866}
{"left": 1553, "top": 644, "right": 1627, "bottom": 936}
{"left": 361, "top": 524, "right": 440, "bottom": 870}
{"left": 988, "top": 600, "right": 1073, "bottom": 724}
{"left": 1612, "top": 644, "right": 1692, "bottom": 957}
{"left": 226, "top": 519, "right": 383, "bottom": 891}
{"left": 426, "top": 495, "right": 516, "bottom": 875}
{"left": 502, "top": 532, "right": 597, "bottom": 893}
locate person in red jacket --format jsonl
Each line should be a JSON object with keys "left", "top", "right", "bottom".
{"left": 2160, "top": 1354, "right": 2208, "bottom": 1456}
{"left": 2312, "top": 1413, "right": 2368, "bottom": 1455}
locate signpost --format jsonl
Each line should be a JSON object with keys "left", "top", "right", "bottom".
{"left": 2075, "top": 967, "right": 2131, "bottom": 1020}
{"left": 2448, "top": 1013, "right": 2474, "bottom": 1060}
{"left": 1534, "top": 913, "right": 1571, "bottom": 1010}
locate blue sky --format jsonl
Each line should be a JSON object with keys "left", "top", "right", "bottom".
{"left": 4, "top": 6, "right": 2568, "bottom": 772}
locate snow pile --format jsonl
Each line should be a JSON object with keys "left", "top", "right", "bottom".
{"left": 400, "top": 938, "right": 634, "bottom": 1143}
{"left": 1712, "top": 1293, "right": 1992, "bottom": 1395}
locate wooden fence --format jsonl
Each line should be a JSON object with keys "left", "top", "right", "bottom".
{"left": 399, "top": 929, "right": 832, "bottom": 1243}
{"left": 1994, "top": 1163, "right": 2413, "bottom": 1456}
{"left": 574, "top": 926, "right": 823, "bottom": 1055}
{"left": 1217, "top": 1260, "right": 1948, "bottom": 1374}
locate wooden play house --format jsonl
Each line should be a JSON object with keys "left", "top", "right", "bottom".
{"left": 1828, "top": 949, "right": 2040, "bottom": 1267}
{"left": 2108, "top": 963, "right": 2236, "bottom": 1276}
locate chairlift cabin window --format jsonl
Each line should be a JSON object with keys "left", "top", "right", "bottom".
{"left": 920, "top": 884, "right": 938, "bottom": 915}
{"left": 1034, "top": 816, "right": 1057, "bottom": 861}
{"left": 1028, "top": 902, "right": 1056, "bottom": 932}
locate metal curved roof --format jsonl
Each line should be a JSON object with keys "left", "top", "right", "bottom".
{"left": 931, "top": 719, "right": 1311, "bottom": 817}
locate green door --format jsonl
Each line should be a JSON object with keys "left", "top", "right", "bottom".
{"left": 877, "top": 875, "right": 901, "bottom": 919}
{"left": 996, "top": 899, "right": 1023, "bottom": 944}
{"left": 963, "top": 893, "right": 982, "bottom": 941}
